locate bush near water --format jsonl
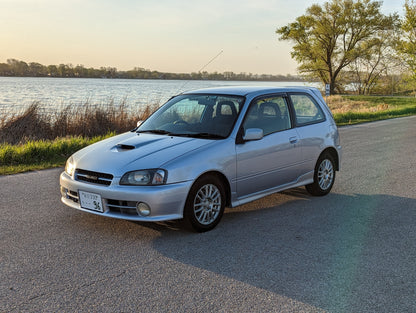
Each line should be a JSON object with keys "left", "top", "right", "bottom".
{"left": 0, "top": 100, "right": 157, "bottom": 144}
{"left": 0, "top": 100, "right": 157, "bottom": 174}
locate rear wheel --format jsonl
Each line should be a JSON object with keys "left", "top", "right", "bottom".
{"left": 305, "top": 153, "right": 336, "bottom": 196}
{"left": 183, "top": 175, "right": 225, "bottom": 232}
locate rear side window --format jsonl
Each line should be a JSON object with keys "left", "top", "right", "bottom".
{"left": 290, "top": 94, "right": 325, "bottom": 126}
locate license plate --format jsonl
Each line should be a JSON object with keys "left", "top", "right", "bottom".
{"left": 79, "top": 190, "right": 104, "bottom": 213}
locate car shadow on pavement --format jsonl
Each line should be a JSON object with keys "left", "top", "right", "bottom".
{"left": 150, "top": 190, "right": 416, "bottom": 313}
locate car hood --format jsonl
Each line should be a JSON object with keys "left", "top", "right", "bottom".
{"left": 72, "top": 132, "right": 214, "bottom": 176}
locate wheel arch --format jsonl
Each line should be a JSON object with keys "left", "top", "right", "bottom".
{"left": 320, "top": 147, "right": 339, "bottom": 171}
{"left": 194, "top": 171, "right": 231, "bottom": 207}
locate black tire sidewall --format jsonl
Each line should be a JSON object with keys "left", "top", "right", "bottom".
{"left": 306, "top": 153, "right": 336, "bottom": 196}
{"left": 184, "top": 175, "right": 225, "bottom": 232}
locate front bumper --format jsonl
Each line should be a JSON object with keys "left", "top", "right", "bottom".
{"left": 60, "top": 171, "right": 193, "bottom": 222}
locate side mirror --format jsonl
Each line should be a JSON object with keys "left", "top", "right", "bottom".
{"left": 243, "top": 128, "right": 263, "bottom": 141}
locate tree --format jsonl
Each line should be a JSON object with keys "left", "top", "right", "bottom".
{"left": 0, "top": 62, "right": 12, "bottom": 75}
{"left": 348, "top": 22, "right": 400, "bottom": 95}
{"left": 397, "top": 0, "right": 416, "bottom": 84}
{"left": 47, "top": 65, "right": 58, "bottom": 77}
{"left": 28, "top": 62, "right": 47, "bottom": 76}
{"left": 276, "top": 0, "right": 396, "bottom": 94}
{"left": 74, "top": 64, "right": 88, "bottom": 77}
{"left": 7, "top": 59, "right": 29, "bottom": 76}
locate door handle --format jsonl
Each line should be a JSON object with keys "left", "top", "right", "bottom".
{"left": 289, "top": 137, "right": 298, "bottom": 144}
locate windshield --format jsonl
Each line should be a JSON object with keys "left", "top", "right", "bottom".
{"left": 138, "top": 94, "right": 245, "bottom": 138}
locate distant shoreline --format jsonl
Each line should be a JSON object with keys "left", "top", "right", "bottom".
{"left": 0, "top": 75, "right": 306, "bottom": 82}
{"left": 1, "top": 59, "right": 305, "bottom": 82}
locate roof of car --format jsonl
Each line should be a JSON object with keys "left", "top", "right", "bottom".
{"left": 181, "top": 85, "right": 320, "bottom": 97}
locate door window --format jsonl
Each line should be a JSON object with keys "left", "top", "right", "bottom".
{"left": 243, "top": 96, "right": 291, "bottom": 136}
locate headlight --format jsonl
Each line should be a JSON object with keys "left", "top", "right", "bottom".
{"left": 65, "top": 156, "right": 75, "bottom": 176}
{"left": 120, "top": 169, "right": 167, "bottom": 186}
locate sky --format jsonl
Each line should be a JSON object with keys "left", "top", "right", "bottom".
{"left": 0, "top": 0, "right": 405, "bottom": 75}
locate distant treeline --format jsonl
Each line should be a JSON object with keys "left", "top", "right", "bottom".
{"left": 0, "top": 58, "right": 303, "bottom": 82}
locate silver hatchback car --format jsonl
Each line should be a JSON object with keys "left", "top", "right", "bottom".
{"left": 60, "top": 86, "right": 341, "bottom": 232}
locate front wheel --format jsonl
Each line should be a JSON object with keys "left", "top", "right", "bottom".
{"left": 305, "top": 153, "right": 336, "bottom": 196}
{"left": 183, "top": 175, "right": 225, "bottom": 232}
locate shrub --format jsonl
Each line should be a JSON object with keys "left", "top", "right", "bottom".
{"left": 0, "top": 100, "right": 159, "bottom": 144}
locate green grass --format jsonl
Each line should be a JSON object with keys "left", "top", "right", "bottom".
{"left": 334, "top": 105, "right": 416, "bottom": 125}
{"left": 332, "top": 95, "right": 416, "bottom": 126}
{"left": 0, "top": 134, "right": 113, "bottom": 175}
{"left": 343, "top": 95, "right": 416, "bottom": 106}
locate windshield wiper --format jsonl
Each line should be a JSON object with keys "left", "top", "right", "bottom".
{"left": 137, "top": 130, "right": 225, "bottom": 139}
{"left": 185, "top": 132, "right": 226, "bottom": 139}
{"left": 136, "top": 129, "right": 171, "bottom": 135}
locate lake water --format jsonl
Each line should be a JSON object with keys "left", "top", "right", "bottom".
{"left": 0, "top": 77, "right": 319, "bottom": 115}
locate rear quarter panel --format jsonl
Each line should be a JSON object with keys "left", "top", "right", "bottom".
{"left": 295, "top": 120, "right": 338, "bottom": 174}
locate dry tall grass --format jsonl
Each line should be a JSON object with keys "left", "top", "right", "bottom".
{"left": 326, "top": 95, "right": 389, "bottom": 114}
{"left": 0, "top": 101, "right": 159, "bottom": 144}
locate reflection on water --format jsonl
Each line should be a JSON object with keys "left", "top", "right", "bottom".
{"left": 0, "top": 77, "right": 319, "bottom": 115}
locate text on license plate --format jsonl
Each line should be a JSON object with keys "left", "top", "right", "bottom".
{"left": 79, "top": 190, "right": 104, "bottom": 212}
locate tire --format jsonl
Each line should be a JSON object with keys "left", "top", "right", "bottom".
{"left": 183, "top": 175, "right": 225, "bottom": 232}
{"left": 305, "top": 153, "right": 336, "bottom": 196}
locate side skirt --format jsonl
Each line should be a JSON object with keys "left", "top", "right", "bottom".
{"left": 230, "top": 171, "right": 314, "bottom": 208}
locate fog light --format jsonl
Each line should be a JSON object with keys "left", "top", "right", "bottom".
{"left": 136, "top": 202, "right": 151, "bottom": 216}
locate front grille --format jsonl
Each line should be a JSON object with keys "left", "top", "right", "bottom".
{"left": 75, "top": 169, "right": 113, "bottom": 186}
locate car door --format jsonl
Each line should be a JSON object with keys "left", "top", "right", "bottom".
{"left": 235, "top": 94, "right": 302, "bottom": 198}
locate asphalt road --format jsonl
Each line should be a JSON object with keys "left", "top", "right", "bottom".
{"left": 1, "top": 116, "right": 416, "bottom": 313}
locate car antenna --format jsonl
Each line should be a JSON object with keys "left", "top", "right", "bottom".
{"left": 176, "top": 50, "right": 224, "bottom": 93}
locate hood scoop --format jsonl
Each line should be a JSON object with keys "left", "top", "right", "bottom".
{"left": 110, "top": 136, "right": 177, "bottom": 153}
{"left": 115, "top": 144, "right": 136, "bottom": 151}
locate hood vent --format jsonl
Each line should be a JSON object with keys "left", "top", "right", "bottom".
{"left": 116, "top": 144, "right": 135, "bottom": 150}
